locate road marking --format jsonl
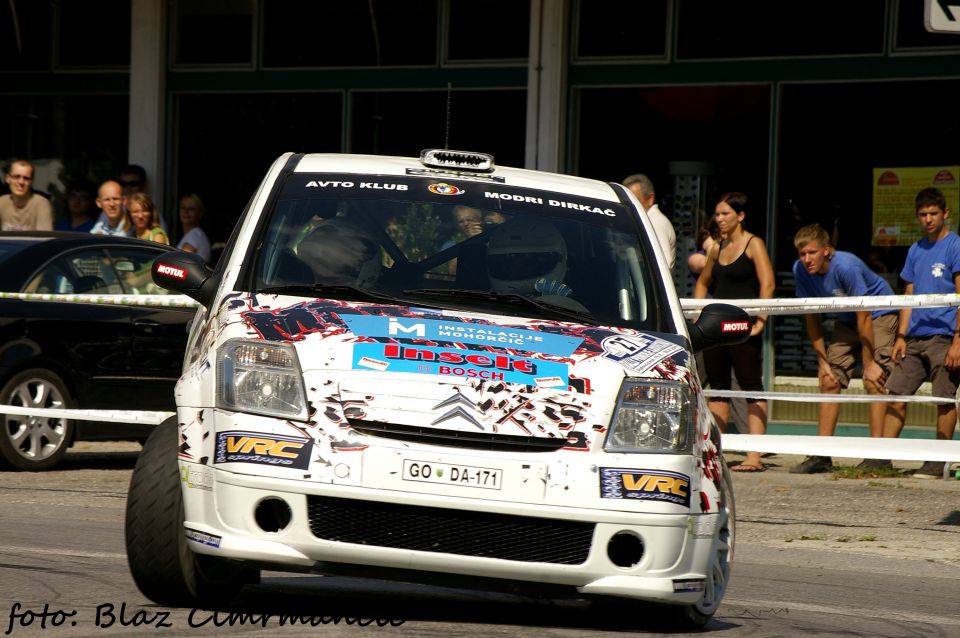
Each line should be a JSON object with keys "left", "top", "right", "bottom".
{"left": 724, "top": 598, "right": 960, "bottom": 626}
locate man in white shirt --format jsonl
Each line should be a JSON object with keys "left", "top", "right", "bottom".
{"left": 623, "top": 173, "right": 676, "bottom": 269}
{"left": 89, "top": 180, "right": 134, "bottom": 237}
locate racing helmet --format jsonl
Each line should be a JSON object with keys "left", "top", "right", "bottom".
{"left": 297, "top": 217, "right": 382, "bottom": 288}
{"left": 486, "top": 218, "right": 567, "bottom": 294}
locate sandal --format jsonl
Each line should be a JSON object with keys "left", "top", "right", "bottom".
{"left": 730, "top": 463, "right": 766, "bottom": 472}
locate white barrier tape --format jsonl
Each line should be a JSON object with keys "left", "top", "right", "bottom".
{"left": 681, "top": 293, "right": 960, "bottom": 317}
{"left": 0, "top": 404, "right": 174, "bottom": 425}
{"left": 0, "top": 291, "right": 198, "bottom": 308}
{"left": 4, "top": 289, "right": 957, "bottom": 317}
{"left": 703, "top": 389, "right": 954, "bottom": 404}
{"left": 723, "top": 433, "right": 960, "bottom": 463}
{"left": 3, "top": 404, "right": 957, "bottom": 462}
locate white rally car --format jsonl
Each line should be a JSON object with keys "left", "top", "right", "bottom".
{"left": 125, "top": 150, "right": 749, "bottom": 628}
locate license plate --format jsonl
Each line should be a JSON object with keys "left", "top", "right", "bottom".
{"left": 402, "top": 459, "right": 502, "bottom": 490}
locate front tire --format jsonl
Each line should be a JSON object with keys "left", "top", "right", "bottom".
{"left": 0, "top": 369, "right": 73, "bottom": 471}
{"left": 125, "top": 417, "right": 251, "bottom": 606}
{"left": 676, "top": 461, "right": 736, "bottom": 628}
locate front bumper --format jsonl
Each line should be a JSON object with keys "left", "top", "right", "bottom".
{"left": 181, "top": 464, "right": 719, "bottom": 604}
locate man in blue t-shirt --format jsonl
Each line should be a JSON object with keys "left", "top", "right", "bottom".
{"left": 883, "top": 187, "right": 960, "bottom": 480}
{"left": 789, "top": 224, "right": 899, "bottom": 474}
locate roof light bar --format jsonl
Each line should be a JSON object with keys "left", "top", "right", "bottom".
{"left": 420, "top": 149, "right": 495, "bottom": 173}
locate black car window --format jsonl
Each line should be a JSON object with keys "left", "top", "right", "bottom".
{"left": 23, "top": 246, "right": 171, "bottom": 295}
{"left": 104, "top": 247, "right": 175, "bottom": 295}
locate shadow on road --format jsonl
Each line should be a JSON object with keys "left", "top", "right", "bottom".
{"left": 174, "top": 574, "right": 741, "bottom": 634}
{"left": 59, "top": 450, "right": 140, "bottom": 471}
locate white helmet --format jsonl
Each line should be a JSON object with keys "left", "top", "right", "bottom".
{"left": 297, "top": 217, "right": 381, "bottom": 287}
{"left": 486, "top": 218, "right": 567, "bottom": 294}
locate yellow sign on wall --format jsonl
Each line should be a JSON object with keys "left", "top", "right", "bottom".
{"left": 872, "top": 166, "right": 960, "bottom": 246}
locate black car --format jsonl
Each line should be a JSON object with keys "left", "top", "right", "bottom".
{"left": 0, "top": 232, "right": 195, "bottom": 470}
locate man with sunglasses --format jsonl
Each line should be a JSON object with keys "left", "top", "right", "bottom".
{"left": 118, "top": 164, "right": 148, "bottom": 200}
{"left": 1, "top": 159, "right": 53, "bottom": 231}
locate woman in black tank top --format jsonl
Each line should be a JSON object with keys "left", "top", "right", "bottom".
{"left": 693, "top": 192, "right": 776, "bottom": 472}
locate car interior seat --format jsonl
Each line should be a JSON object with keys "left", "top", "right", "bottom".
{"left": 272, "top": 248, "right": 315, "bottom": 285}
{"left": 73, "top": 275, "right": 109, "bottom": 294}
{"left": 454, "top": 243, "right": 489, "bottom": 290}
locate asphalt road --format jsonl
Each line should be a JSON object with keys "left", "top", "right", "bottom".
{"left": 1, "top": 442, "right": 958, "bottom": 637}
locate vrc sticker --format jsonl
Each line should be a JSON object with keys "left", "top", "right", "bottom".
{"left": 214, "top": 431, "right": 313, "bottom": 469}
{"left": 599, "top": 468, "right": 691, "bottom": 507}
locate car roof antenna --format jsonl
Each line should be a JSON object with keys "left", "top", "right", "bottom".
{"left": 444, "top": 82, "right": 452, "bottom": 150}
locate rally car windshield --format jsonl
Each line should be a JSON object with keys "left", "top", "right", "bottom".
{"left": 252, "top": 173, "right": 667, "bottom": 331}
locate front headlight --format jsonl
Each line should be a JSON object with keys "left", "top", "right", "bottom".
{"left": 604, "top": 379, "right": 692, "bottom": 452}
{"left": 217, "top": 339, "right": 308, "bottom": 420}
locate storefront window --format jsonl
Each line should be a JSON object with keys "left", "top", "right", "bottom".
{"left": 676, "top": 0, "right": 885, "bottom": 59}
{"left": 172, "top": 0, "right": 254, "bottom": 66}
{"left": 174, "top": 92, "right": 343, "bottom": 245}
{"left": 263, "top": 0, "right": 437, "bottom": 67}
{"left": 0, "top": 1, "right": 51, "bottom": 70}
{"left": 350, "top": 89, "right": 526, "bottom": 166}
{"left": 574, "top": 0, "right": 667, "bottom": 59}
{"left": 446, "top": 0, "right": 529, "bottom": 62}
{"left": 58, "top": 0, "right": 130, "bottom": 67}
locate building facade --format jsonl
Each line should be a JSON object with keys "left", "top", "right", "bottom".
{"left": 3, "top": 0, "right": 959, "bottom": 422}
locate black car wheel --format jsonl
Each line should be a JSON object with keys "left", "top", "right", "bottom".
{"left": 125, "top": 417, "right": 252, "bottom": 606}
{"left": 0, "top": 369, "right": 73, "bottom": 471}
{"left": 674, "top": 461, "right": 736, "bottom": 628}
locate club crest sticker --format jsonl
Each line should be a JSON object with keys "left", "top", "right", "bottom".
{"left": 428, "top": 183, "right": 464, "bottom": 196}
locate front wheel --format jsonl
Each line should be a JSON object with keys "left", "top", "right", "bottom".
{"left": 675, "top": 462, "right": 736, "bottom": 628}
{"left": 0, "top": 369, "right": 73, "bottom": 471}
{"left": 125, "top": 417, "right": 252, "bottom": 606}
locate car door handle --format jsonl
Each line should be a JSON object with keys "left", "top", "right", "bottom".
{"left": 133, "top": 319, "right": 162, "bottom": 335}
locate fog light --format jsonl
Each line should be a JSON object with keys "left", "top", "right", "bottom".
{"left": 607, "top": 531, "right": 644, "bottom": 568}
{"left": 254, "top": 497, "right": 292, "bottom": 533}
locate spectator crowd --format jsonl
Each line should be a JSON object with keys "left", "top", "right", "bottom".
{"left": 2, "top": 158, "right": 956, "bottom": 478}
{"left": 1, "top": 159, "right": 211, "bottom": 264}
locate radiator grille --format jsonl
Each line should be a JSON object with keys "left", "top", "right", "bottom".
{"left": 306, "top": 496, "right": 594, "bottom": 565}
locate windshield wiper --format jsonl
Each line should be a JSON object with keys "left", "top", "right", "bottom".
{"left": 402, "top": 288, "right": 599, "bottom": 325}
{"left": 258, "top": 284, "right": 403, "bottom": 305}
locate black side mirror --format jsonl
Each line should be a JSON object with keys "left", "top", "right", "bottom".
{"left": 687, "top": 302, "right": 752, "bottom": 353}
{"left": 152, "top": 250, "right": 217, "bottom": 307}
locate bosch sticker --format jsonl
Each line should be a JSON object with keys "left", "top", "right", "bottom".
{"left": 600, "top": 468, "right": 691, "bottom": 507}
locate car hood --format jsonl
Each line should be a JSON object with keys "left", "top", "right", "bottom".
{"left": 225, "top": 295, "right": 693, "bottom": 446}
